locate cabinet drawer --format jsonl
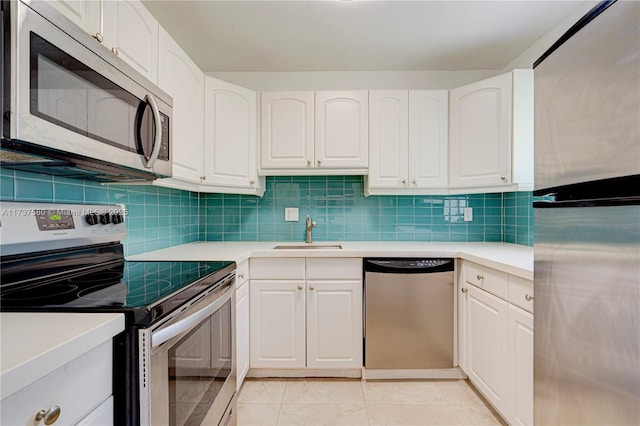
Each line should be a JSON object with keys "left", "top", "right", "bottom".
{"left": 464, "top": 261, "right": 507, "bottom": 299}
{"left": 236, "top": 260, "right": 249, "bottom": 286}
{"left": 250, "top": 258, "right": 305, "bottom": 279}
{"left": 1, "top": 340, "right": 112, "bottom": 426}
{"left": 508, "top": 275, "right": 534, "bottom": 313}
{"left": 306, "top": 258, "right": 362, "bottom": 280}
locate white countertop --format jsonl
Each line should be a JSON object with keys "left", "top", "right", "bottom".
{"left": 0, "top": 313, "right": 124, "bottom": 400}
{"left": 128, "top": 241, "right": 533, "bottom": 280}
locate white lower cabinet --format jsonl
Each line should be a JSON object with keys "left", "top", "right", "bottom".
{"left": 0, "top": 340, "right": 113, "bottom": 426}
{"left": 250, "top": 280, "right": 306, "bottom": 368}
{"left": 507, "top": 305, "right": 534, "bottom": 426}
{"left": 464, "top": 284, "right": 509, "bottom": 411}
{"left": 236, "top": 279, "right": 250, "bottom": 388}
{"left": 458, "top": 260, "right": 533, "bottom": 425}
{"left": 249, "top": 258, "right": 363, "bottom": 370}
{"left": 76, "top": 396, "right": 113, "bottom": 426}
{"left": 306, "top": 280, "right": 362, "bottom": 369}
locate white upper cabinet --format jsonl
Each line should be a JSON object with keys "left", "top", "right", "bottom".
{"left": 315, "top": 91, "right": 369, "bottom": 170}
{"left": 157, "top": 27, "right": 204, "bottom": 184}
{"left": 449, "top": 72, "right": 512, "bottom": 189}
{"left": 409, "top": 90, "right": 449, "bottom": 189}
{"left": 367, "top": 90, "right": 409, "bottom": 189}
{"left": 367, "top": 90, "right": 448, "bottom": 195}
{"left": 102, "top": 0, "right": 159, "bottom": 83}
{"left": 259, "top": 91, "right": 368, "bottom": 175}
{"left": 260, "top": 92, "right": 314, "bottom": 169}
{"left": 46, "top": 0, "right": 102, "bottom": 38}
{"left": 204, "top": 76, "right": 264, "bottom": 194}
{"left": 449, "top": 69, "right": 534, "bottom": 192}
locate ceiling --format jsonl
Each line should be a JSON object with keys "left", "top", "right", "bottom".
{"left": 142, "top": 0, "right": 587, "bottom": 72}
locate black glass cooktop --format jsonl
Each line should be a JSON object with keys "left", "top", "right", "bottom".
{"left": 1, "top": 245, "right": 235, "bottom": 325}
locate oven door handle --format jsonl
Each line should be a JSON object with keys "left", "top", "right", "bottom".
{"left": 151, "top": 284, "right": 232, "bottom": 348}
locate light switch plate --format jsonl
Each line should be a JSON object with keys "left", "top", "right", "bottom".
{"left": 463, "top": 207, "right": 473, "bottom": 222}
{"left": 284, "top": 207, "right": 299, "bottom": 222}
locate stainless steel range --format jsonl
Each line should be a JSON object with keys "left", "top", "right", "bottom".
{"left": 0, "top": 202, "right": 237, "bottom": 426}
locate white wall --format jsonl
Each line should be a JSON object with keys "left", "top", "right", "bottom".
{"left": 502, "top": 1, "right": 597, "bottom": 70}
{"left": 206, "top": 70, "right": 498, "bottom": 91}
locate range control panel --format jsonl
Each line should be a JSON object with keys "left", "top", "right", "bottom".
{"left": 0, "top": 202, "right": 127, "bottom": 256}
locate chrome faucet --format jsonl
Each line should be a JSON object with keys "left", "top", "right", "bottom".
{"left": 305, "top": 216, "right": 317, "bottom": 243}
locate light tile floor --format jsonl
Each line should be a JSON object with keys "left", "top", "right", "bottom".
{"left": 237, "top": 378, "right": 506, "bottom": 426}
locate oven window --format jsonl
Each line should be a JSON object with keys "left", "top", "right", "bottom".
{"left": 29, "top": 32, "right": 158, "bottom": 158}
{"left": 168, "top": 299, "right": 232, "bottom": 426}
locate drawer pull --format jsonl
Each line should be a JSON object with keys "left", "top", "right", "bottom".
{"left": 297, "top": 285, "right": 303, "bottom": 291}
{"left": 309, "top": 286, "right": 315, "bottom": 291}
{"left": 525, "top": 294, "right": 534, "bottom": 301}
{"left": 476, "top": 274, "right": 484, "bottom": 280}
{"left": 35, "top": 406, "right": 61, "bottom": 425}
{"left": 461, "top": 287, "right": 468, "bottom": 293}
{"left": 237, "top": 274, "right": 244, "bottom": 279}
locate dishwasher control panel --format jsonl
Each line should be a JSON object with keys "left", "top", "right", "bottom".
{"left": 364, "top": 258, "right": 454, "bottom": 274}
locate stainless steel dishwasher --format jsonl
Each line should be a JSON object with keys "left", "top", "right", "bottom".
{"left": 364, "top": 258, "right": 454, "bottom": 369}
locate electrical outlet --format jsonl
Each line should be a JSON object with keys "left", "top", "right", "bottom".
{"left": 463, "top": 207, "right": 473, "bottom": 222}
{"left": 284, "top": 207, "right": 299, "bottom": 222}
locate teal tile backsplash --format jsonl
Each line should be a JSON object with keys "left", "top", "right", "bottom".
{"left": 1, "top": 171, "right": 536, "bottom": 251}
{"left": 0, "top": 170, "right": 200, "bottom": 256}
{"left": 200, "top": 176, "right": 506, "bottom": 243}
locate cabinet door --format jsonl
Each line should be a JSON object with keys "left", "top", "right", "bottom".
{"left": 46, "top": 0, "right": 102, "bottom": 38}
{"left": 76, "top": 396, "right": 113, "bottom": 426}
{"left": 249, "top": 280, "right": 306, "bottom": 368}
{"left": 368, "top": 90, "right": 409, "bottom": 189}
{"left": 315, "top": 91, "right": 368, "bottom": 169}
{"left": 465, "top": 284, "right": 509, "bottom": 413}
{"left": 260, "top": 92, "right": 314, "bottom": 170}
{"left": 236, "top": 282, "right": 250, "bottom": 389}
{"left": 306, "top": 280, "right": 363, "bottom": 369}
{"left": 204, "top": 77, "right": 258, "bottom": 189}
{"left": 508, "top": 305, "right": 533, "bottom": 426}
{"left": 457, "top": 276, "right": 467, "bottom": 371}
{"left": 102, "top": 0, "right": 159, "bottom": 83}
{"left": 409, "top": 90, "right": 448, "bottom": 188}
{"left": 158, "top": 28, "right": 204, "bottom": 183}
{"left": 449, "top": 72, "right": 512, "bottom": 188}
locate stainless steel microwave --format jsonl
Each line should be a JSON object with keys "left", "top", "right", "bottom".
{"left": 1, "top": 0, "right": 172, "bottom": 181}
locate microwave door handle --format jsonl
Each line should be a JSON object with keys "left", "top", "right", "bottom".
{"left": 151, "top": 285, "right": 232, "bottom": 348}
{"left": 142, "top": 93, "right": 162, "bottom": 169}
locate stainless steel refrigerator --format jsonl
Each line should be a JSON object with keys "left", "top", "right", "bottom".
{"left": 533, "top": 0, "right": 640, "bottom": 424}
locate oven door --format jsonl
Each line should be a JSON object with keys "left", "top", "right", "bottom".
{"left": 6, "top": 1, "right": 171, "bottom": 176}
{"left": 139, "top": 278, "right": 236, "bottom": 426}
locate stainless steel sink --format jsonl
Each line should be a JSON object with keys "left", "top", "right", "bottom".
{"left": 274, "top": 244, "right": 343, "bottom": 250}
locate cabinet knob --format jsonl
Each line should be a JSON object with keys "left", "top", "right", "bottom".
{"left": 250, "top": 179, "right": 256, "bottom": 185}
{"left": 525, "top": 294, "right": 534, "bottom": 301}
{"left": 401, "top": 179, "right": 406, "bottom": 184}
{"left": 412, "top": 180, "right": 417, "bottom": 185}
{"left": 317, "top": 160, "right": 322, "bottom": 166}
{"left": 476, "top": 274, "right": 484, "bottom": 280}
{"left": 237, "top": 274, "right": 244, "bottom": 279}
{"left": 461, "top": 287, "right": 468, "bottom": 294}
{"left": 297, "top": 285, "right": 303, "bottom": 291}
{"left": 309, "top": 286, "right": 315, "bottom": 291}
{"left": 35, "top": 406, "right": 61, "bottom": 425}
{"left": 200, "top": 176, "right": 206, "bottom": 182}
{"left": 307, "top": 160, "right": 312, "bottom": 166}
{"left": 111, "top": 47, "right": 119, "bottom": 56}
{"left": 92, "top": 32, "right": 103, "bottom": 43}
{"left": 501, "top": 176, "right": 507, "bottom": 181}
